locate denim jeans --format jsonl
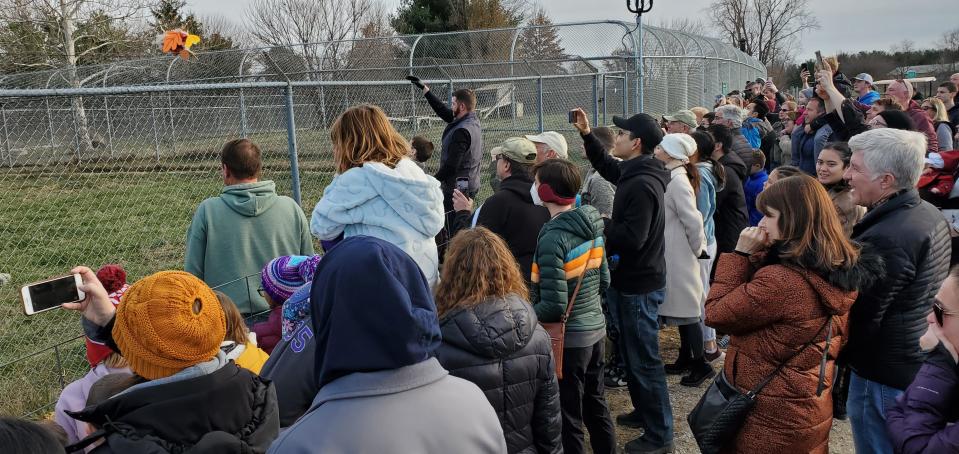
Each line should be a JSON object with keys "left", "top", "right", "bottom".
{"left": 606, "top": 287, "right": 674, "bottom": 446}
{"left": 847, "top": 370, "right": 902, "bottom": 454}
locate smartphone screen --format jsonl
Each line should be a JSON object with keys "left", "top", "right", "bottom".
{"left": 26, "top": 276, "right": 80, "bottom": 314}
{"left": 456, "top": 178, "right": 469, "bottom": 192}
{"left": 568, "top": 111, "right": 577, "bottom": 123}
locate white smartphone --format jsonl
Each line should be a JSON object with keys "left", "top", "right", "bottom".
{"left": 20, "top": 274, "right": 85, "bottom": 315}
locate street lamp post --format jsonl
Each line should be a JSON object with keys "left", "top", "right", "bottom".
{"left": 627, "top": 0, "right": 653, "bottom": 113}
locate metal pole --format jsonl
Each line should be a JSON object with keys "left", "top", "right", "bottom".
{"left": 149, "top": 93, "right": 160, "bottom": 161}
{"left": 0, "top": 103, "right": 10, "bottom": 167}
{"left": 592, "top": 74, "right": 599, "bottom": 127}
{"left": 45, "top": 98, "right": 55, "bottom": 148}
{"left": 537, "top": 76, "right": 544, "bottom": 133}
{"left": 103, "top": 96, "right": 114, "bottom": 157}
{"left": 70, "top": 97, "right": 80, "bottom": 163}
{"left": 623, "top": 75, "right": 629, "bottom": 117}
{"left": 636, "top": 14, "right": 644, "bottom": 113}
{"left": 284, "top": 84, "right": 302, "bottom": 205}
{"left": 602, "top": 74, "right": 608, "bottom": 124}
{"left": 239, "top": 88, "right": 249, "bottom": 137}
{"left": 53, "top": 344, "right": 66, "bottom": 389}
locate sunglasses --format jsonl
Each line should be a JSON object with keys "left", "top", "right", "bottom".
{"left": 922, "top": 106, "right": 936, "bottom": 111}
{"left": 933, "top": 301, "right": 959, "bottom": 325}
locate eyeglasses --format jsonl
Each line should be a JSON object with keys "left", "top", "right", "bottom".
{"left": 922, "top": 106, "right": 936, "bottom": 111}
{"left": 257, "top": 287, "right": 267, "bottom": 298}
{"left": 933, "top": 301, "right": 959, "bottom": 326}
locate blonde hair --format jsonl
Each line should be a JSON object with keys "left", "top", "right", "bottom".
{"left": 214, "top": 290, "right": 249, "bottom": 345}
{"left": 434, "top": 227, "right": 528, "bottom": 318}
{"left": 783, "top": 101, "right": 797, "bottom": 112}
{"left": 331, "top": 104, "right": 410, "bottom": 173}
{"left": 923, "top": 97, "right": 950, "bottom": 123}
{"left": 690, "top": 106, "right": 708, "bottom": 120}
{"left": 102, "top": 352, "right": 128, "bottom": 369}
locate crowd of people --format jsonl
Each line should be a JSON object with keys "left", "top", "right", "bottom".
{"left": 7, "top": 64, "right": 959, "bottom": 454}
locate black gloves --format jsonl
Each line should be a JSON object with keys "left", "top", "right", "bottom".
{"left": 406, "top": 75, "right": 425, "bottom": 90}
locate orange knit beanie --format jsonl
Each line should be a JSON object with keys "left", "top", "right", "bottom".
{"left": 112, "top": 271, "right": 225, "bottom": 380}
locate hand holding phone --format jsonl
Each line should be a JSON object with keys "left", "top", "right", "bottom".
{"left": 456, "top": 177, "right": 470, "bottom": 193}
{"left": 21, "top": 274, "right": 85, "bottom": 315}
{"left": 569, "top": 108, "right": 590, "bottom": 135}
{"left": 60, "top": 266, "right": 117, "bottom": 327}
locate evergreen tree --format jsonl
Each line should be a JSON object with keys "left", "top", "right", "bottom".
{"left": 515, "top": 6, "right": 565, "bottom": 73}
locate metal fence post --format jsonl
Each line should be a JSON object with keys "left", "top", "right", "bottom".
{"left": 53, "top": 344, "right": 66, "bottom": 390}
{"left": 537, "top": 76, "right": 544, "bottom": 133}
{"left": 149, "top": 92, "right": 160, "bottom": 161}
{"left": 636, "top": 15, "right": 644, "bottom": 113}
{"left": 1, "top": 103, "right": 11, "bottom": 167}
{"left": 103, "top": 96, "right": 114, "bottom": 157}
{"left": 239, "top": 88, "right": 249, "bottom": 137}
{"left": 602, "top": 74, "right": 608, "bottom": 124}
{"left": 592, "top": 74, "right": 600, "bottom": 126}
{"left": 70, "top": 97, "right": 81, "bottom": 163}
{"left": 284, "top": 84, "right": 303, "bottom": 205}
{"left": 45, "top": 98, "right": 55, "bottom": 148}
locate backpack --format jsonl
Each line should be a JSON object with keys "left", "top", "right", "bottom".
{"left": 741, "top": 119, "right": 763, "bottom": 149}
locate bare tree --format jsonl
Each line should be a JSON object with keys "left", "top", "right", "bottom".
{"left": 708, "top": 0, "right": 819, "bottom": 66}
{"left": 0, "top": 0, "right": 149, "bottom": 153}
{"left": 244, "top": 0, "right": 375, "bottom": 74}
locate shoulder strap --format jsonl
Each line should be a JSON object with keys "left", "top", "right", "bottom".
{"left": 747, "top": 267, "right": 835, "bottom": 397}
{"left": 561, "top": 238, "right": 594, "bottom": 324}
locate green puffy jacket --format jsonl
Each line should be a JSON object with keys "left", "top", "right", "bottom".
{"left": 531, "top": 205, "right": 609, "bottom": 333}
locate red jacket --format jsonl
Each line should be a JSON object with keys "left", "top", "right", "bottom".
{"left": 917, "top": 150, "right": 959, "bottom": 196}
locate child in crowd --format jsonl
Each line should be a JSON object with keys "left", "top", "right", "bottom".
{"left": 763, "top": 165, "right": 802, "bottom": 191}
{"left": 55, "top": 264, "right": 132, "bottom": 445}
{"left": 311, "top": 104, "right": 445, "bottom": 285}
{"left": 745, "top": 150, "right": 769, "bottom": 226}
{"left": 259, "top": 283, "right": 316, "bottom": 427}
{"left": 410, "top": 135, "right": 434, "bottom": 171}
{"left": 71, "top": 373, "right": 142, "bottom": 450}
{"left": 529, "top": 158, "right": 616, "bottom": 454}
{"left": 253, "top": 255, "right": 321, "bottom": 354}
{"left": 218, "top": 291, "right": 270, "bottom": 374}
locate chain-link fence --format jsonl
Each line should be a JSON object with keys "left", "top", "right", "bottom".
{"left": 0, "top": 20, "right": 764, "bottom": 418}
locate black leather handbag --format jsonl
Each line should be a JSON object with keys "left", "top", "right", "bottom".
{"left": 687, "top": 316, "right": 833, "bottom": 454}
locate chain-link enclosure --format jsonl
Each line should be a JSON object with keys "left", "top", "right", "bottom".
{"left": 0, "top": 20, "right": 764, "bottom": 418}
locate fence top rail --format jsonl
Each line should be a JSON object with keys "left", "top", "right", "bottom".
{"left": 0, "top": 72, "right": 616, "bottom": 99}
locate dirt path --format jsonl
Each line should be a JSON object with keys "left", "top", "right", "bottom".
{"left": 602, "top": 328, "right": 855, "bottom": 453}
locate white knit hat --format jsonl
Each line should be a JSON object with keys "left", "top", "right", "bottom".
{"left": 659, "top": 133, "right": 697, "bottom": 163}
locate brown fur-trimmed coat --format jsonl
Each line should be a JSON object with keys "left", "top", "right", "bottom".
{"left": 704, "top": 246, "right": 882, "bottom": 454}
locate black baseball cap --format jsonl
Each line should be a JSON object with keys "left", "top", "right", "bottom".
{"left": 612, "top": 113, "right": 664, "bottom": 150}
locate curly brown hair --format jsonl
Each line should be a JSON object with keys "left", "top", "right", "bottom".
{"left": 434, "top": 227, "right": 529, "bottom": 318}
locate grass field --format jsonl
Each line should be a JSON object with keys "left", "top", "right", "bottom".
{"left": 0, "top": 112, "right": 601, "bottom": 417}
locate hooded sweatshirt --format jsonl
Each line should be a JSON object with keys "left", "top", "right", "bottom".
{"left": 310, "top": 159, "right": 445, "bottom": 286}
{"left": 268, "top": 236, "right": 506, "bottom": 453}
{"left": 582, "top": 131, "right": 670, "bottom": 294}
{"left": 260, "top": 284, "right": 318, "bottom": 427}
{"left": 185, "top": 181, "right": 314, "bottom": 314}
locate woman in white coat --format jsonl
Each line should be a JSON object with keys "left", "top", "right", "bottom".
{"left": 654, "top": 133, "right": 712, "bottom": 387}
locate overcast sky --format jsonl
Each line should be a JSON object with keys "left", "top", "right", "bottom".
{"left": 187, "top": 0, "right": 956, "bottom": 60}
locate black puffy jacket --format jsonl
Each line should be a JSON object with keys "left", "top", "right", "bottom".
{"left": 714, "top": 152, "right": 749, "bottom": 254}
{"left": 844, "top": 189, "right": 952, "bottom": 389}
{"left": 435, "top": 294, "right": 562, "bottom": 454}
{"left": 67, "top": 362, "right": 279, "bottom": 453}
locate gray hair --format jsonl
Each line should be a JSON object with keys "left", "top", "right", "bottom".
{"left": 848, "top": 128, "right": 926, "bottom": 190}
{"left": 715, "top": 105, "right": 744, "bottom": 128}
